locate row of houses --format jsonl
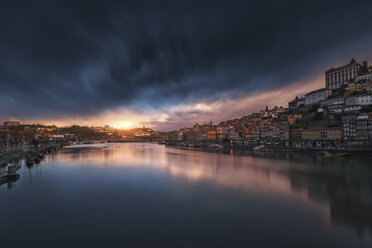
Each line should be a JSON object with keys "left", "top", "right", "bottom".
{"left": 0, "top": 123, "right": 77, "bottom": 150}
{"left": 289, "top": 84, "right": 372, "bottom": 111}
{"left": 289, "top": 59, "right": 372, "bottom": 111}
{"left": 168, "top": 58, "right": 372, "bottom": 149}
{"left": 168, "top": 112, "right": 372, "bottom": 148}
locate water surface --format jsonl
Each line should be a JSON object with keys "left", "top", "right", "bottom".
{"left": 1, "top": 143, "right": 371, "bottom": 247}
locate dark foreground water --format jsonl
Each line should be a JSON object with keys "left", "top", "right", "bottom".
{"left": 1, "top": 143, "right": 372, "bottom": 247}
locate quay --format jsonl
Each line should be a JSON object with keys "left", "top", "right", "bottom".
{"left": 163, "top": 142, "right": 372, "bottom": 156}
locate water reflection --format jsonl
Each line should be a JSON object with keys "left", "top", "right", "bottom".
{"left": 56, "top": 143, "right": 372, "bottom": 235}
{"left": 1, "top": 143, "right": 371, "bottom": 247}
{"left": 0, "top": 173, "right": 20, "bottom": 189}
{"left": 0, "top": 162, "right": 21, "bottom": 189}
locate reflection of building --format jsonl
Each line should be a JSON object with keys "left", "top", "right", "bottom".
{"left": 325, "top": 58, "right": 361, "bottom": 90}
{"left": 288, "top": 159, "right": 372, "bottom": 234}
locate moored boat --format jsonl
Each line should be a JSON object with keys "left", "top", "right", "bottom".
{"left": 26, "top": 157, "right": 35, "bottom": 167}
{"left": 317, "top": 151, "right": 351, "bottom": 157}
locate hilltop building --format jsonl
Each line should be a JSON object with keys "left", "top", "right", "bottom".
{"left": 4, "top": 121, "right": 20, "bottom": 127}
{"left": 325, "top": 58, "right": 361, "bottom": 90}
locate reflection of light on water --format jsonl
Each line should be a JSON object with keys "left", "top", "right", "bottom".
{"left": 51, "top": 143, "right": 327, "bottom": 216}
{"left": 169, "top": 166, "right": 204, "bottom": 181}
{"left": 22, "top": 143, "right": 372, "bottom": 238}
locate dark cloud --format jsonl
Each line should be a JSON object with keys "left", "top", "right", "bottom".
{"left": 0, "top": 0, "right": 372, "bottom": 120}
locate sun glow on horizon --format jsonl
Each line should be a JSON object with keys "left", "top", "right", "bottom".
{"left": 111, "top": 120, "right": 138, "bottom": 129}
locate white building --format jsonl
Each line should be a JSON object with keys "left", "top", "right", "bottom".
{"left": 357, "top": 73, "right": 372, "bottom": 83}
{"left": 320, "top": 96, "right": 345, "bottom": 107}
{"left": 325, "top": 58, "right": 361, "bottom": 90}
{"left": 328, "top": 104, "right": 344, "bottom": 113}
{"left": 346, "top": 94, "right": 372, "bottom": 106}
{"left": 344, "top": 105, "right": 362, "bottom": 112}
{"left": 305, "top": 88, "right": 332, "bottom": 105}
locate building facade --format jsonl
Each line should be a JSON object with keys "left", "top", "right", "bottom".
{"left": 290, "top": 127, "right": 342, "bottom": 147}
{"left": 325, "top": 58, "right": 361, "bottom": 90}
{"left": 343, "top": 114, "right": 372, "bottom": 146}
{"left": 217, "top": 125, "right": 229, "bottom": 141}
{"left": 345, "top": 94, "right": 372, "bottom": 106}
{"left": 288, "top": 97, "right": 305, "bottom": 110}
{"left": 305, "top": 88, "right": 332, "bottom": 105}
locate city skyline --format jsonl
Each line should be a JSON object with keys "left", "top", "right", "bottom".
{"left": 1, "top": 1, "right": 372, "bottom": 130}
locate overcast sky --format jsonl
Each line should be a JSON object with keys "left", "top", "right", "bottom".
{"left": 1, "top": 0, "right": 372, "bottom": 130}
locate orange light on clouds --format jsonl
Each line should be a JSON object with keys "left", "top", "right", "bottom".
{"left": 28, "top": 110, "right": 151, "bottom": 130}
{"left": 19, "top": 74, "right": 324, "bottom": 130}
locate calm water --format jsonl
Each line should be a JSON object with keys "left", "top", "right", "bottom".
{"left": 1, "top": 143, "right": 372, "bottom": 247}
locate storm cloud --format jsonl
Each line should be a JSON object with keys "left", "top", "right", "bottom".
{"left": 0, "top": 0, "right": 372, "bottom": 125}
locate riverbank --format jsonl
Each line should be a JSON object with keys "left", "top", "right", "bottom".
{"left": 164, "top": 142, "right": 372, "bottom": 156}
{"left": 0, "top": 144, "right": 61, "bottom": 166}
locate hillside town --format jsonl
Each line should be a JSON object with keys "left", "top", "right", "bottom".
{"left": 0, "top": 123, "right": 163, "bottom": 152}
{"left": 1, "top": 58, "right": 372, "bottom": 154}
{"left": 165, "top": 58, "right": 372, "bottom": 151}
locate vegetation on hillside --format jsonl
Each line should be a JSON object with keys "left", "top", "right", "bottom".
{"left": 61, "top": 125, "right": 105, "bottom": 139}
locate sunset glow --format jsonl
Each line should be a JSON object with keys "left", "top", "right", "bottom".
{"left": 111, "top": 120, "right": 138, "bottom": 129}
{"left": 1, "top": 1, "right": 372, "bottom": 247}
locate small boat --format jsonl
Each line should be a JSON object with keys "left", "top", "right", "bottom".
{"left": 26, "top": 157, "right": 35, "bottom": 166}
{"left": 208, "top": 144, "right": 224, "bottom": 149}
{"left": 253, "top": 145, "right": 265, "bottom": 151}
{"left": 0, "top": 173, "right": 20, "bottom": 186}
{"left": 37, "top": 154, "right": 46, "bottom": 159}
{"left": 318, "top": 151, "right": 350, "bottom": 157}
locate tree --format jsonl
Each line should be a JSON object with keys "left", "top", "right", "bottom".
{"left": 361, "top": 105, "right": 372, "bottom": 113}
{"left": 31, "top": 139, "right": 39, "bottom": 148}
{"left": 61, "top": 125, "right": 104, "bottom": 140}
{"left": 290, "top": 118, "right": 309, "bottom": 129}
{"left": 359, "top": 61, "right": 369, "bottom": 74}
{"left": 313, "top": 112, "right": 323, "bottom": 120}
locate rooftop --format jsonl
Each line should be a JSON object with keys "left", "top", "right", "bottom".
{"left": 305, "top": 88, "right": 331, "bottom": 96}
{"left": 325, "top": 58, "right": 361, "bottom": 74}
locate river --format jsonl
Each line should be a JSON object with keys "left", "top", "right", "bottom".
{"left": 0, "top": 143, "right": 371, "bottom": 247}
